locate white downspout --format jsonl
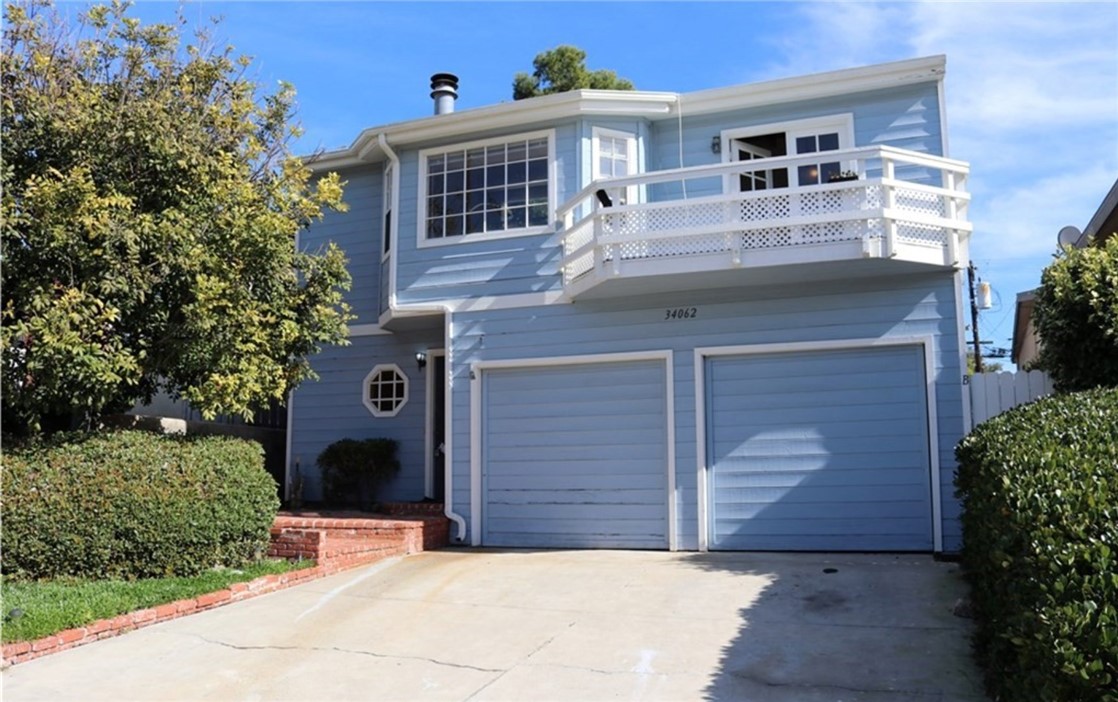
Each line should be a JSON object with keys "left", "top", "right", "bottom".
{"left": 377, "top": 132, "right": 468, "bottom": 542}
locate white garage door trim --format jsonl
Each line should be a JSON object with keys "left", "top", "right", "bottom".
{"left": 694, "top": 336, "right": 941, "bottom": 553}
{"left": 470, "top": 350, "right": 677, "bottom": 549}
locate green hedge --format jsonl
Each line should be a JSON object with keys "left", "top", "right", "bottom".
{"left": 2, "top": 430, "right": 280, "bottom": 580}
{"left": 318, "top": 438, "right": 399, "bottom": 510}
{"left": 955, "top": 388, "right": 1118, "bottom": 702}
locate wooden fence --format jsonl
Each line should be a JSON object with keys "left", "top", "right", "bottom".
{"left": 968, "top": 369, "right": 1055, "bottom": 429}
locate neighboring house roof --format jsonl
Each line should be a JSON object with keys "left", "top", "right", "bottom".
{"left": 305, "top": 55, "right": 947, "bottom": 171}
{"left": 1076, "top": 177, "right": 1118, "bottom": 248}
{"left": 1012, "top": 176, "right": 1118, "bottom": 364}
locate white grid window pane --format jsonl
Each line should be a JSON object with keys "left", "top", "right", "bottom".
{"left": 363, "top": 365, "right": 408, "bottom": 417}
{"left": 425, "top": 135, "right": 550, "bottom": 239}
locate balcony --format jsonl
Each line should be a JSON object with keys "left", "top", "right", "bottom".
{"left": 556, "top": 146, "right": 971, "bottom": 299}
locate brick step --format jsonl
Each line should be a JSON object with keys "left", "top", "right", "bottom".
{"left": 268, "top": 511, "right": 450, "bottom": 565}
{"left": 321, "top": 537, "right": 404, "bottom": 560}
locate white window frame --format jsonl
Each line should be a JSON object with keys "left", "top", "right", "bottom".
{"left": 719, "top": 114, "right": 855, "bottom": 192}
{"left": 591, "top": 127, "right": 639, "bottom": 205}
{"left": 417, "top": 129, "right": 557, "bottom": 249}
{"left": 362, "top": 363, "right": 409, "bottom": 418}
{"left": 381, "top": 162, "right": 394, "bottom": 262}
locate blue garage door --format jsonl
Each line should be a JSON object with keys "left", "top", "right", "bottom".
{"left": 483, "top": 361, "right": 668, "bottom": 548}
{"left": 707, "top": 346, "right": 932, "bottom": 551}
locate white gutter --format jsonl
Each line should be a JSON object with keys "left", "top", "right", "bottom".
{"left": 376, "top": 131, "right": 468, "bottom": 542}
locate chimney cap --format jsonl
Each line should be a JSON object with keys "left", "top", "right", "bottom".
{"left": 430, "top": 73, "right": 460, "bottom": 91}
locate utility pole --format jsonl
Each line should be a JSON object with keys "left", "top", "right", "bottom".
{"left": 967, "top": 262, "right": 983, "bottom": 373}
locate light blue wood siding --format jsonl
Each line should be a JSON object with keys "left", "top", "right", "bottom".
{"left": 303, "top": 166, "right": 382, "bottom": 324}
{"left": 649, "top": 82, "right": 944, "bottom": 199}
{"left": 482, "top": 361, "right": 668, "bottom": 548}
{"left": 707, "top": 346, "right": 933, "bottom": 551}
{"left": 393, "top": 123, "right": 579, "bottom": 304}
{"left": 291, "top": 329, "right": 441, "bottom": 503}
{"left": 448, "top": 273, "right": 965, "bottom": 551}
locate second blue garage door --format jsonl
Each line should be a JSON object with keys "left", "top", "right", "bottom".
{"left": 706, "top": 346, "right": 933, "bottom": 551}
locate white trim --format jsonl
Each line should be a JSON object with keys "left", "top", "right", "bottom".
{"left": 362, "top": 363, "right": 410, "bottom": 418}
{"left": 693, "top": 335, "right": 943, "bottom": 553}
{"left": 416, "top": 129, "right": 557, "bottom": 250}
{"left": 449, "top": 290, "right": 568, "bottom": 313}
{"left": 469, "top": 350, "right": 677, "bottom": 549}
{"left": 937, "top": 75, "right": 950, "bottom": 159}
{"left": 441, "top": 311, "right": 467, "bottom": 540}
{"left": 307, "top": 56, "right": 946, "bottom": 172}
{"left": 954, "top": 266, "right": 973, "bottom": 435}
{"left": 284, "top": 390, "right": 294, "bottom": 502}
{"left": 591, "top": 126, "right": 640, "bottom": 205}
{"left": 349, "top": 323, "right": 392, "bottom": 337}
{"left": 424, "top": 349, "right": 446, "bottom": 499}
{"left": 378, "top": 133, "right": 401, "bottom": 315}
{"left": 380, "top": 162, "right": 394, "bottom": 262}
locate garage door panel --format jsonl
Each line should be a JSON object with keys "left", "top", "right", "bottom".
{"left": 483, "top": 360, "right": 668, "bottom": 549}
{"left": 486, "top": 427, "right": 666, "bottom": 449}
{"left": 708, "top": 346, "right": 933, "bottom": 551}
{"left": 487, "top": 458, "right": 667, "bottom": 478}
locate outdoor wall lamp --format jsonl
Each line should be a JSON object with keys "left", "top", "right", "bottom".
{"left": 711, "top": 136, "right": 721, "bottom": 154}
{"left": 415, "top": 352, "right": 427, "bottom": 371}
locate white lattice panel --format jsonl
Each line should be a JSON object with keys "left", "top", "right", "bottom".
{"left": 739, "top": 227, "right": 794, "bottom": 249}
{"left": 896, "top": 222, "right": 948, "bottom": 246}
{"left": 739, "top": 194, "right": 791, "bottom": 222}
{"left": 796, "top": 220, "right": 859, "bottom": 245}
{"left": 893, "top": 187, "right": 945, "bottom": 218}
{"left": 564, "top": 220, "right": 594, "bottom": 256}
{"left": 564, "top": 251, "right": 594, "bottom": 282}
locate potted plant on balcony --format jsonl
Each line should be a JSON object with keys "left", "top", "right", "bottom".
{"left": 318, "top": 438, "right": 401, "bottom": 511}
{"left": 828, "top": 170, "right": 860, "bottom": 183}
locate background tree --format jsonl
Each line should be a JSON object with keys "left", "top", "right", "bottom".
{"left": 1032, "top": 235, "right": 1118, "bottom": 392}
{"left": 513, "top": 45, "right": 634, "bottom": 100}
{"left": 1, "top": 1, "right": 353, "bottom": 433}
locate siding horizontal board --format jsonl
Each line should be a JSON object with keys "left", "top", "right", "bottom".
{"left": 482, "top": 361, "right": 667, "bottom": 548}
{"left": 708, "top": 346, "right": 934, "bottom": 551}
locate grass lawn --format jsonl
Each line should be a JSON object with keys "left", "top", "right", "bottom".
{"left": 1, "top": 559, "right": 308, "bottom": 644}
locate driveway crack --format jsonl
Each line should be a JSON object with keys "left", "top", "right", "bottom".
{"left": 183, "top": 633, "right": 504, "bottom": 673}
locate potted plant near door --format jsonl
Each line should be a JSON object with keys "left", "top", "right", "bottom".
{"left": 317, "top": 438, "right": 401, "bottom": 511}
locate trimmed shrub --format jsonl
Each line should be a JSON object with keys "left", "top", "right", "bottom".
{"left": 1033, "top": 235, "right": 1118, "bottom": 392}
{"left": 955, "top": 389, "right": 1118, "bottom": 702}
{"left": 317, "top": 438, "right": 400, "bottom": 510}
{"left": 2, "top": 430, "right": 279, "bottom": 580}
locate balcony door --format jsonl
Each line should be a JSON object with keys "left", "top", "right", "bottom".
{"left": 724, "top": 114, "right": 854, "bottom": 192}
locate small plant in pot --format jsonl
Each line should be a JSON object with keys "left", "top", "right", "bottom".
{"left": 318, "top": 438, "right": 400, "bottom": 511}
{"left": 828, "top": 170, "right": 860, "bottom": 183}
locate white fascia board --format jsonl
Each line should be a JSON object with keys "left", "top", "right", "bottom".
{"left": 306, "top": 55, "right": 947, "bottom": 173}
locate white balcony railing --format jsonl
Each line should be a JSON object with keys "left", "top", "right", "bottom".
{"left": 556, "top": 146, "right": 971, "bottom": 296}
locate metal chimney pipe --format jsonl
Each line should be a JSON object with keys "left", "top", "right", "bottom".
{"left": 430, "top": 73, "right": 459, "bottom": 115}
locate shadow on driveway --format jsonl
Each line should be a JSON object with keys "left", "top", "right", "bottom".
{"left": 680, "top": 551, "right": 987, "bottom": 701}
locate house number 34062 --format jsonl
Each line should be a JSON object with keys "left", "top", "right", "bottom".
{"left": 664, "top": 307, "right": 698, "bottom": 320}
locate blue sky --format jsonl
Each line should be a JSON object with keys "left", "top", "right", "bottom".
{"left": 120, "top": 1, "right": 1118, "bottom": 362}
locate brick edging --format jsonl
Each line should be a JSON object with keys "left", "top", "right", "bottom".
{"left": 1, "top": 551, "right": 396, "bottom": 667}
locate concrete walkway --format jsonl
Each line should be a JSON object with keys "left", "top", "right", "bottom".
{"left": 2, "top": 550, "right": 987, "bottom": 701}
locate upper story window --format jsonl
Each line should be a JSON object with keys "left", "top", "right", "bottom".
{"left": 592, "top": 127, "right": 637, "bottom": 205}
{"left": 382, "top": 163, "right": 394, "bottom": 259}
{"left": 420, "top": 130, "right": 554, "bottom": 246}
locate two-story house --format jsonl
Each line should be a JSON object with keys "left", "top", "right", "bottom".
{"left": 290, "top": 55, "right": 972, "bottom": 554}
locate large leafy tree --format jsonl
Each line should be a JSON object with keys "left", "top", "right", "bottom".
{"left": 513, "top": 45, "right": 633, "bottom": 100}
{"left": 1, "top": 1, "right": 353, "bottom": 432}
{"left": 1033, "top": 235, "right": 1118, "bottom": 392}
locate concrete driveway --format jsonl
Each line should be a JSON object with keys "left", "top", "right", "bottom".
{"left": 2, "top": 549, "right": 986, "bottom": 701}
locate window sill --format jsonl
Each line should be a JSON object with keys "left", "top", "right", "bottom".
{"left": 416, "top": 225, "right": 554, "bottom": 250}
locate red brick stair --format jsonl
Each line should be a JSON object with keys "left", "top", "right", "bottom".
{"left": 267, "top": 506, "right": 449, "bottom": 569}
